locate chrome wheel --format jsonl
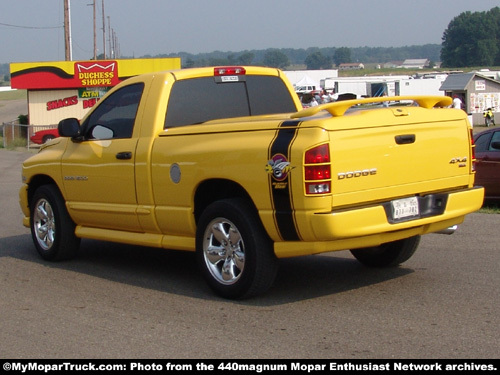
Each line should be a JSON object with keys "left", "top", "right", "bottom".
{"left": 203, "top": 218, "right": 245, "bottom": 285}
{"left": 30, "top": 185, "right": 80, "bottom": 261}
{"left": 196, "top": 198, "right": 277, "bottom": 299}
{"left": 33, "top": 198, "right": 55, "bottom": 251}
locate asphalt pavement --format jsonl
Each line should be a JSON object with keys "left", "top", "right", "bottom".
{"left": 0, "top": 149, "right": 498, "bottom": 359}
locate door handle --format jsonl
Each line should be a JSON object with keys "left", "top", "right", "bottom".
{"left": 116, "top": 151, "right": 132, "bottom": 160}
{"left": 395, "top": 134, "right": 416, "bottom": 145}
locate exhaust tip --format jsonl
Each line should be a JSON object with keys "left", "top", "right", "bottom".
{"left": 435, "top": 225, "right": 458, "bottom": 235}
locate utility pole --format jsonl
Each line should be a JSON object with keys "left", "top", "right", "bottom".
{"left": 112, "top": 28, "right": 116, "bottom": 59}
{"left": 101, "top": 0, "right": 106, "bottom": 59}
{"left": 92, "top": 0, "right": 97, "bottom": 59}
{"left": 108, "top": 16, "right": 112, "bottom": 58}
{"left": 112, "top": 29, "right": 119, "bottom": 58}
{"left": 64, "top": 0, "right": 73, "bottom": 60}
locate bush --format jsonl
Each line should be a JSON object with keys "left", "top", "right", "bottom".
{"left": 18, "top": 114, "right": 28, "bottom": 124}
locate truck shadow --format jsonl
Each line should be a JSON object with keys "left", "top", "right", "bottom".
{"left": 1, "top": 234, "right": 413, "bottom": 306}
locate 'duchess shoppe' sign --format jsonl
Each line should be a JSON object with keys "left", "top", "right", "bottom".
{"left": 10, "top": 58, "right": 180, "bottom": 126}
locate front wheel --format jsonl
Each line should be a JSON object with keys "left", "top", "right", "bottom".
{"left": 30, "top": 185, "right": 80, "bottom": 261}
{"left": 196, "top": 199, "right": 278, "bottom": 299}
{"left": 350, "top": 235, "right": 420, "bottom": 268}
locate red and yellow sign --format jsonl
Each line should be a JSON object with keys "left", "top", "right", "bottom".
{"left": 75, "top": 61, "right": 119, "bottom": 87}
{"left": 10, "top": 57, "right": 181, "bottom": 90}
{"left": 10, "top": 58, "right": 180, "bottom": 126}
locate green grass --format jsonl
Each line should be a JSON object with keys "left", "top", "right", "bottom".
{"left": 338, "top": 66, "right": 500, "bottom": 78}
{"left": 0, "top": 136, "right": 28, "bottom": 150}
{"left": 0, "top": 89, "right": 27, "bottom": 100}
{"left": 479, "top": 202, "right": 500, "bottom": 214}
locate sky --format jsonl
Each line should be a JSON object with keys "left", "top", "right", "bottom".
{"left": 1, "top": 0, "right": 499, "bottom": 63}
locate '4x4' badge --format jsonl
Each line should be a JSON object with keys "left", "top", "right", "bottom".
{"left": 266, "top": 154, "right": 294, "bottom": 181}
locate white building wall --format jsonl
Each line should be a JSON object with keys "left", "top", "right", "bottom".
{"left": 28, "top": 89, "right": 103, "bottom": 125}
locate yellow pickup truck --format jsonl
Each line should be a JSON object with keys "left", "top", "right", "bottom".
{"left": 19, "top": 66, "right": 484, "bottom": 299}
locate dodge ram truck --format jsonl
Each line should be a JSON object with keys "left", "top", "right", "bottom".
{"left": 19, "top": 66, "right": 484, "bottom": 299}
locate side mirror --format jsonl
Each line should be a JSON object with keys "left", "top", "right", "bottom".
{"left": 58, "top": 118, "right": 80, "bottom": 138}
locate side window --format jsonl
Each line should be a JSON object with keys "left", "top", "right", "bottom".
{"left": 489, "top": 131, "right": 500, "bottom": 151}
{"left": 83, "top": 83, "right": 144, "bottom": 139}
{"left": 474, "top": 133, "right": 491, "bottom": 153}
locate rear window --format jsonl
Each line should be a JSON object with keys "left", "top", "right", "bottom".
{"left": 164, "top": 75, "right": 296, "bottom": 128}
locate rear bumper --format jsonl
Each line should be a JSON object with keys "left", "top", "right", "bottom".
{"left": 274, "top": 186, "right": 484, "bottom": 258}
{"left": 310, "top": 187, "right": 484, "bottom": 240}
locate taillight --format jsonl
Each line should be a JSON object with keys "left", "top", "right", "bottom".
{"left": 305, "top": 165, "right": 331, "bottom": 180}
{"left": 304, "top": 144, "right": 331, "bottom": 195}
{"left": 304, "top": 144, "right": 330, "bottom": 163}
{"left": 214, "top": 67, "right": 246, "bottom": 76}
{"left": 470, "top": 129, "right": 476, "bottom": 172}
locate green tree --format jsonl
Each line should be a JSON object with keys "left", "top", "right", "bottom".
{"left": 441, "top": 7, "right": 500, "bottom": 67}
{"left": 237, "top": 52, "right": 255, "bottom": 65}
{"left": 333, "top": 47, "right": 352, "bottom": 66}
{"left": 305, "top": 51, "right": 331, "bottom": 69}
{"left": 183, "top": 58, "right": 195, "bottom": 68}
{"left": 263, "top": 49, "right": 290, "bottom": 69}
{"left": 489, "top": 6, "right": 500, "bottom": 65}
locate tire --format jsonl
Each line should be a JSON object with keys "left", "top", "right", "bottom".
{"left": 30, "top": 185, "right": 80, "bottom": 261}
{"left": 350, "top": 235, "right": 421, "bottom": 268}
{"left": 196, "top": 198, "right": 278, "bottom": 299}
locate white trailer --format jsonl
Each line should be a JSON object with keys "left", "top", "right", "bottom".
{"left": 397, "top": 75, "right": 448, "bottom": 96}
{"left": 322, "top": 74, "right": 447, "bottom": 98}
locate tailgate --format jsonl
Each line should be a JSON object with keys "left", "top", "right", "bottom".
{"left": 325, "top": 106, "right": 473, "bottom": 206}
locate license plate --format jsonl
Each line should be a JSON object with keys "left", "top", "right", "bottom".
{"left": 392, "top": 197, "right": 419, "bottom": 220}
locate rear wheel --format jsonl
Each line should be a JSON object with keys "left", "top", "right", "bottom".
{"left": 350, "top": 235, "right": 420, "bottom": 267}
{"left": 196, "top": 198, "right": 278, "bottom": 299}
{"left": 30, "top": 185, "right": 80, "bottom": 261}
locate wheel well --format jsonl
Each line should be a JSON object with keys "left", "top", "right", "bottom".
{"left": 194, "top": 179, "right": 256, "bottom": 223}
{"left": 27, "top": 175, "right": 58, "bottom": 206}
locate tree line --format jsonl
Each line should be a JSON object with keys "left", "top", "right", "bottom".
{"left": 152, "top": 44, "right": 442, "bottom": 70}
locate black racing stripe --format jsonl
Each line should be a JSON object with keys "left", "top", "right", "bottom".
{"left": 11, "top": 66, "right": 74, "bottom": 79}
{"left": 268, "top": 120, "right": 301, "bottom": 241}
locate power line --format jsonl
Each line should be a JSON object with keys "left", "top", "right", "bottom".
{"left": 0, "top": 22, "right": 63, "bottom": 30}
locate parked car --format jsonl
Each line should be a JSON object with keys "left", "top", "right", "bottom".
{"left": 474, "top": 127, "right": 500, "bottom": 201}
{"left": 30, "top": 128, "right": 59, "bottom": 144}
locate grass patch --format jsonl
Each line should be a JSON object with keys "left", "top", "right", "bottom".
{"left": 0, "top": 136, "right": 28, "bottom": 150}
{"left": 338, "top": 66, "right": 500, "bottom": 78}
{"left": 479, "top": 202, "right": 500, "bottom": 214}
{"left": 0, "top": 90, "right": 27, "bottom": 100}
{"left": 5, "top": 137, "right": 28, "bottom": 149}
